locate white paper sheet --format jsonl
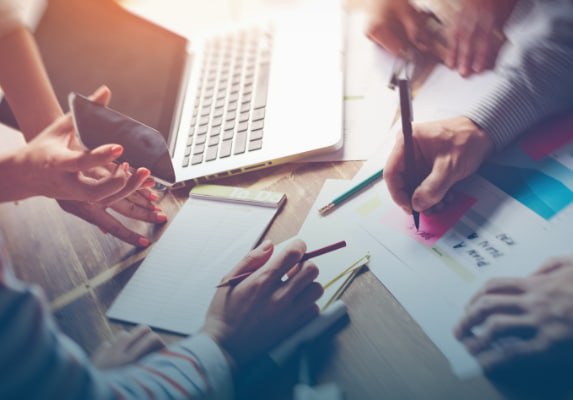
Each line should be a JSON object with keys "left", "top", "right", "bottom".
{"left": 107, "top": 197, "right": 277, "bottom": 335}
{"left": 299, "top": 164, "right": 572, "bottom": 378}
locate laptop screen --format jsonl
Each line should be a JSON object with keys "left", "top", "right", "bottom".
{"left": 0, "top": 0, "right": 187, "bottom": 144}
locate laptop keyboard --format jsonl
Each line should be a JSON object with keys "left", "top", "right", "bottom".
{"left": 182, "top": 26, "right": 275, "bottom": 168}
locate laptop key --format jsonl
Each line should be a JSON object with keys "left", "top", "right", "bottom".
{"left": 195, "top": 134, "right": 207, "bottom": 145}
{"left": 227, "top": 101, "right": 238, "bottom": 112}
{"left": 191, "top": 154, "right": 204, "bottom": 165}
{"left": 239, "top": 112, "right": 249, "bottom": 122}
{"left": 184, "top": 146, "right": 192, "bottom": 156}
{"left": 206, "top": 145, "right": 218, "bottom": 161}
{"left": 213, "top": 107, "right": 224, "bottom": 118}
{"left": 250, "top": 119, "right": 264, "bottom": 131}
{"left": 252, "top": 107, "right": 265, "bottom": 121}
{"left": 186, "top": 135, "right": 194, "bottom": 146}
{"left": 254, "top": 64, "right": 270, "bottom": 109}
{"left": 197, "top": 124, "right": 208, "bottom": 135}
{"left": 238, "top": 121, "right": 249, "bottom": 132}
{"left": 224, "top": 121, "right": 235, "bottom": 131}
{"left": 225, "top": 111, "right": 237, "bottom": 121}
{"left": 208, "top": 135, "right": 220, "bottom": 146}
{"left": 234, "top": 131, "right": 247, "bottom": 154}
{"left": 199, "top": 116, "right": 210, "bottom": 126}
{"left": 182, "top": 156, "right": 190, "bottom": 167}
{"left": 210, "top": 125, "right": 221, "bottom": 136}
{"left": 248, "top": 139, "right": 263, "bottom": 151}
{"left": 250, "top": 129, "right": 263, "bottom": 141}
{"left": 211, "top": 116, "right": 223, "bottom": 127}
{"left": 220, "top": 140, "right": 233, "bottom": 158}
{"left": 193, "top": 143, "right": 205, "bottom": 155}
{"left": 223, "top": 129, "right": 235, "bottom": 140}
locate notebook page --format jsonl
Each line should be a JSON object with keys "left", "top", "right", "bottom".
{"left": 107, "top": 197, "right": 277, "bottom": 334}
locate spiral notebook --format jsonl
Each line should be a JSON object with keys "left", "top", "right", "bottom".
{"left": 107, "top": 184, "right": 285, "bottom": 335}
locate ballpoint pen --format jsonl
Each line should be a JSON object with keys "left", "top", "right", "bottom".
{"left": 398, "top": 78, "right": 420, "bottom": 231}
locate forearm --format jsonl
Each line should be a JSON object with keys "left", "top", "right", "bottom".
{"left": 0, "top": 271, "right": 234, "bottom": 400}
{"left": 0, "top": 26, "right": 62, "bottom": 140}
{"left": 0, "top": 148, "right": 35, "bottom": 202}
{"left": 465, "top": 1, "right": 573, "bottom": 150}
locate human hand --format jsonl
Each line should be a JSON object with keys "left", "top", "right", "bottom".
{"left": 92, "top": 325, "right": 165, "bottom": 370}
{"left": 439, "top": 0, "right": 517, "bottom": 76}
{"left": 385, "top": 117, "right": 493, "bottom": 214}
{"left": 454, "top": 257, "right": 573, "bottom": 373}
{"left": 366, "top": 0, "right": 432, "bottom": 56}
{"left": 201, "top": 239, "right": 323, "bottom": 368}
{"left": 55, "top": 86, "right": 167, "bottom": 247}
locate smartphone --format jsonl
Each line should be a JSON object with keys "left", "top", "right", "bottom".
{"left": 69, "top": 93, "right": 176, "bottom": 185}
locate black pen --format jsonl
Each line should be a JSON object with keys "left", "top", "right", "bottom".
{"left": 398, "top": 79, "right": 420, "bottom": 231}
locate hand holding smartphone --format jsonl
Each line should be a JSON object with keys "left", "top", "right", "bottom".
{"left": 69, "top": 93, "right": 176, "bottom": 185}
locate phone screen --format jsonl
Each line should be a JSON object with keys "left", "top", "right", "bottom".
{"left": 70, "top": 93, "right": 176, "bottom": 184}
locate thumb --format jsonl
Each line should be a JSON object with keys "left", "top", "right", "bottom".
{"left": 411, "top": 159, "right": 457, "bottom": 212}
{"left": 225, "top": 240, "right": 274, "bottom": 278}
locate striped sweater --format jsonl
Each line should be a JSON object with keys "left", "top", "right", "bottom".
{"left": 466, "top": 0, "right": 573, "bottom": 150}
{"left": 0, "top": 239, "right": 233, "bottom": 400}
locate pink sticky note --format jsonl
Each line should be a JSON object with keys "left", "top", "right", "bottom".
{"left": 382, "top": 191, "right": 477, "bottom": 246}
{"left": 519, "top": 112, "right": 573, "bottom": 161}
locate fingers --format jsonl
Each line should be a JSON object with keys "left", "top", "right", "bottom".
{"left": 476, "top": 337, "right": 547, "bottom": 374}
{"left": 455, "top": 294, "right": 525, "bottom": 339}
{"left": 110, "top": 198, "right": 167, "bottom": 224}
{"left": 468, "top": 278, "right": 528, "bottom": 306}
{"left": 384, "top": 137, "right": 412, "bottom": 213}
{"left": 273, "top": 262, "right": 320, "bottom": 308}
{"left": 225, "top": 240, "right": 275, "bottom": 279}
{"left": 85, "top": 206, "right": 151, "bottom": 247}
{"left": 367, "top": 22, "right": 409, "bottom": 56}
{"left": 250, "top": 239, "right": 307, "bottom": 290}
{"left": 75, "top": 163, "right": 130, "bottom": 202}
{"left": 294, "top": 281, "right": 324, "bottom": 307}
{"left": 534, "top": 257, "right": 569, "bottom": 275}
{"left": 461, "top": 315, "right": 536, "bottom": 356}
{"left": 411, "top": 158, "right": 456, "bottom": 212}
{"left": 59, "top": 145, "right": 124, "bottom": 172}
{"left": 89, "top": 85, "right": 112, "bottom": 106}
{"left": 456, "top": 25, "right": 477, "bottom": 77}
{"left": 99, "top": 167, "right": 151, "bottom": 206}
{"left": 472, "top": 31, "right": 495, "bottom": 74}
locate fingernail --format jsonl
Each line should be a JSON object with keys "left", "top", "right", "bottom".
{"left": 261, "top": 239, "right": 273, "bottom": 252}
{"left": 123, "top": 162, "right": 129, "bottom": 172}
{"left": 155, "top": 213, "right": 168, "bottom": 223}
{"left": 149, "top": 192, "right": 159, "bottom": 201}
{"left": 138, "top": 237, "right": 151, "bottom": 247}
{"left": 138, "top": 168, "right": 151, "bottom": 176}
{"left": 111, "top": 145, "right": 123, "bottom": 156}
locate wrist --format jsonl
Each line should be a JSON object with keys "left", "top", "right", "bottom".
{"left": 199, "top": 328, "right": 238, "bottom": 372}
{"left": 0, "top": 148, "right": 37, "bottom": 201}
{"left": 468, "top": 119, "right": 495, "bottom": 160}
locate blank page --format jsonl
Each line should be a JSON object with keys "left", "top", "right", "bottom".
{"left": 107, "top": 197, "right": 277, "bottom": 334}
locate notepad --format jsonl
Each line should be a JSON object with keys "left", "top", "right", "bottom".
{"left": 107, "top": 185, "right": 285, "bottom": 335}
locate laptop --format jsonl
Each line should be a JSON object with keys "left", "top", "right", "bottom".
{"left": 165, "top": 0, "right": 345, "bottom": 183}
{"left": 1, "top": 0, "right": 344, "bottom": 184}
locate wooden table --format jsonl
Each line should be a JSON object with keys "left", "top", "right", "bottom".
{"left": 2, "top": 0, "right": 571, "bottom": 399}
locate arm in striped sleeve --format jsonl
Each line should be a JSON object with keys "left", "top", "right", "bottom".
{"left": 465, "top": 0, "right": 573, "bottom": 150}
{"left": 0, "top": 270, "right": 233, "bottom": 400}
